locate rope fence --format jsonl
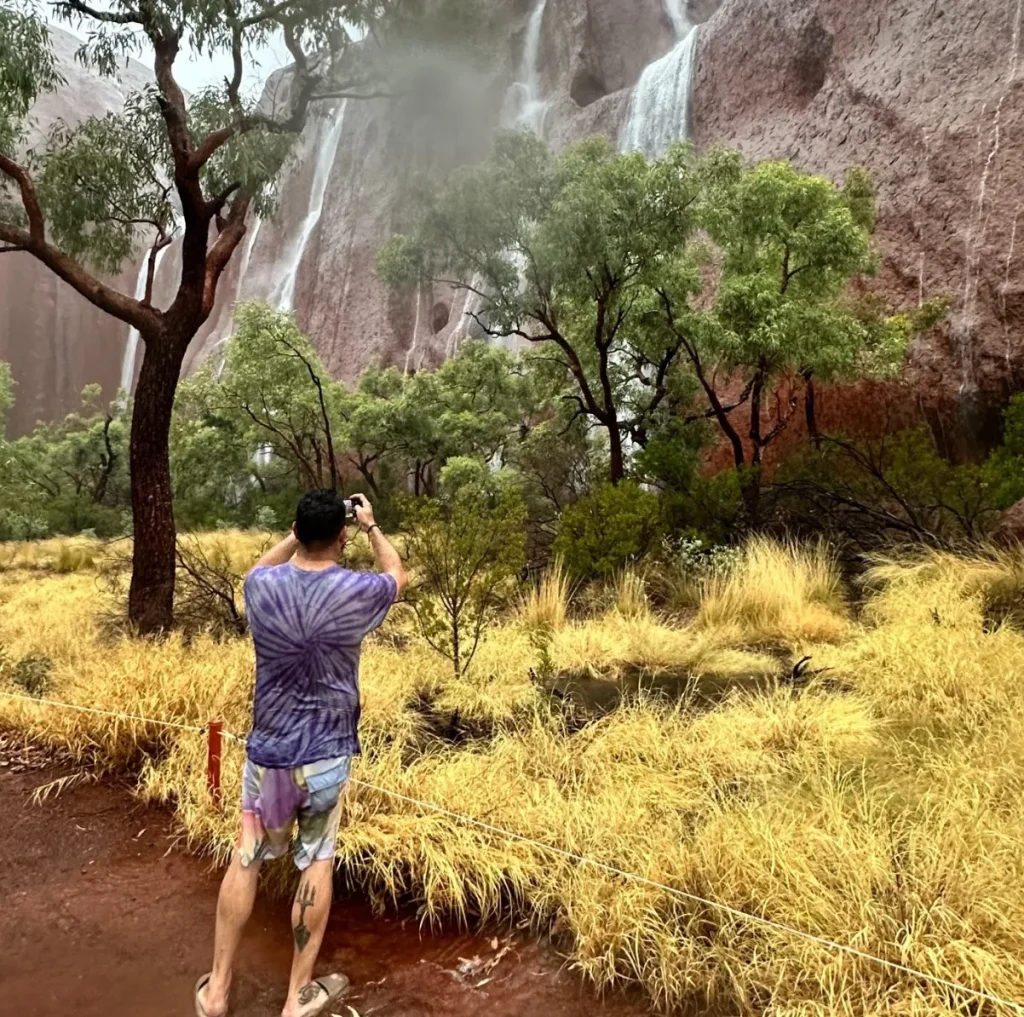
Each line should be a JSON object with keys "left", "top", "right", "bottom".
{"left": 1, "top": 688, "right": 1022, "bottom": 1014}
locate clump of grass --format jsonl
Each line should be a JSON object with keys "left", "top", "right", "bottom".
{"left": 696, "top": 537, "right": 848, "bottom": 644}
{"left": 54, "top": 542, "right": 95, "bottom": 574}
{"left": 519, "top": 560, "right": 571, "bottom": 633}
{"left": 612, "top": 567, "right": 649, "bottom": 619}
{"left": 11, "top": 654, "right": 53, "bottom": 697}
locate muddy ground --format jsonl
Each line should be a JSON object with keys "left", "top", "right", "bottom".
{"left": 0, "top": 735, "right": 651, "bottom": 1017}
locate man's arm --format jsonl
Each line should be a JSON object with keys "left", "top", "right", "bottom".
{"left": 353, "top": 495, "right": 407, "bottom": 598}
{"left": 251, "top": 531, "right": 299, "bottom": 572}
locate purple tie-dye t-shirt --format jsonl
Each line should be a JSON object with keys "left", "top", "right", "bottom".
{"left": 243, "top": 563, "right": 397, "bottom": 768}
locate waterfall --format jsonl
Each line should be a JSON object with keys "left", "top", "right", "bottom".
{"left": 662, "top": 0, "right": 690, "bottom": 38}
{"left": 404, "top": 282, "right": 423, "bottom": 374}
{"left": 619, "top": 5, "right": 699, "bottom": 158}
{"left": 458, "top": 0, "right": 550, "bottom": 349}
{"left": 508, "top": 0, "right": 550, "bottom": 134}
{"left": 235, "top": 216, "right": 262, "bottom": 310}
{"left": 120, "top": 244, "right": 170, "bottom": 395}
{"left": 273, "top": 100, "right": 348, "bottom": 313}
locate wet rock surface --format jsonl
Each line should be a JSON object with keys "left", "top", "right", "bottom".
{"left": 3, "top": 2, "right": 1020, "bottom": 455}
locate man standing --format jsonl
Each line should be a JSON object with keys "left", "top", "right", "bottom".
{"left": 196, "top": 490, "right": 407, "bottom": 1017}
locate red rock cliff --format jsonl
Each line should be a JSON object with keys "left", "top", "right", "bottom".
{"left": 4, "top": 1, "right": 1021, "bottom": 458}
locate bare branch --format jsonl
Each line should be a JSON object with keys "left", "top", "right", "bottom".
{"left": 209, "top": 181, "right": 242, "bottom": 216}
{"left": 0, "top": 222, "right": 159, "bottom": 333}
{"left": 143, "top": 233, "right": 173, "bottom": 306}
{"left": 239, "top": 0, "right": 306, "bottom": 29}
{"left": 202, "top": 195, "right": 250, "bottom": 317}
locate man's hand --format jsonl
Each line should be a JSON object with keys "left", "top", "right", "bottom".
{"left": 351, "top": 493, "right": 376, "bottom": 532}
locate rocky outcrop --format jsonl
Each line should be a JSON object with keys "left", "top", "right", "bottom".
{"left": 0, "top": 28, "right": 150, "bottom": 436}
{"left": 5, "top": 1, "right": 1022, "bottom": 463}
{"left": 692, "top": 0, "right": 1024, "bottom": 459}
{"left": 188, "top": 0, "right": 677, "bottom": 382}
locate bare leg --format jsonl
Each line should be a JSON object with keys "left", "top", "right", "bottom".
{"left": 281, "top": 859, "right": 334, "bottom": 1017}
{"left": 200, "top": 852, "right": 262, "bottom": 1017}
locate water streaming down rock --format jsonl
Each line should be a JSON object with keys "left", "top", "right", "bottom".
{"left": 662, "top": 0, "right": 690, "bottom": 37}
{"left": 119, "top": 244, "right": 171, "bottom": 396}
{"left": 619, "top": 4, "right": 699, "bottom": 158}
{"left": 273, "top": 101, "right": 349, "bottom": 313}
{"left": 454, "top": 0, "right": 550, "bottom": 348}
{"left": 504, "top": 0, "right": 550, "bottom": 135}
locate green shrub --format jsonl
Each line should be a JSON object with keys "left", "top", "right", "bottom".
{"left": 44, "top": 497, "right": 125, "bottom": 538}
{"left": 0, "top": 509, "right": 49, "bottom": 542}
{"left": 405, "top": 459, "right": 527, "bottom": 676}
{"left": 252, "top": 505, "right": 278, "bottom": 531}
{"left": 11, "top": 654, "right": 53, "bottom": 698}
{"left": 554, "top": 481, "right": 662, "bottom": 581}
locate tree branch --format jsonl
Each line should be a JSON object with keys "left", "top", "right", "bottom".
{"left": 54, "top": 0, "right": 142, "bottom": 24}
{"left": 0, "top": 223, "right": 160, "bottom": 333}
{"left": 0, "top": 153, "right": 44, "bottom": 241}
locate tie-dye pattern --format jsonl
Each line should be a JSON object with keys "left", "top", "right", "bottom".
{"left": 239, "top": 756, "right": 351, "bottom": 870}
{"left": 243, "top": 563, "right": 397, "bottom": 767}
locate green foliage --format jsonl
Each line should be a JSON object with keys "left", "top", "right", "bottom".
{"left": 779, "top": 427, "right": 1000, "bottom": 545}
{"left": 380, "top": 133, "right": 706, "bottom": 482}
{"left": 0, "top": 360, "right": 13, "bottom": 431}
{"left": 3, "top": 0, "right": 491, "bottom": 276}
{"left": 0, "top": 378, "right": 129, "bottom": 538}
{"left": 253, "top": 505, "right": 277, "bottom": 531}
{"left": 554, "top": 481, "right": 663, "bottom": 581}
{"left": 0, "top": 3, "right": 62, "bottom": 157}
{"left": 37, "top": 89, "right": 176, "bottom": 273}
{"left": 983, "top": 394, "right": 1024, "bottom": 510}
{"left": 0, "top": 508, "right": 48, "bottom": 542}
{"left": 220, "top": 302, "right": 344, "bottom": 490}
{"left": 169, "top": 365, "right": 254, "bottom": 529}
{"left": 384, "top": 136, "right": 942, "bottom": 506}
{"left": 406, "top": 463, "right": 527, "bottom": 676}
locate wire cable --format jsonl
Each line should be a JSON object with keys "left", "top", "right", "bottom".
{"left": 2, "top": 691, "right": 1022, "bottom": 1012}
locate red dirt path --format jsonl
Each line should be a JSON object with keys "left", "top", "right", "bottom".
{"left": 0, "top": 737, "right": 652, "bottom": 1017}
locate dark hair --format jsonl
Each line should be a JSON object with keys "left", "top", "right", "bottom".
{"left": 294, "top": 489, "right": 347, "bottom": 550}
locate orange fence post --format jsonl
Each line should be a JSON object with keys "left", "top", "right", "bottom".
{"left": 207, "top": 720, "right": 223, "bottom": 808}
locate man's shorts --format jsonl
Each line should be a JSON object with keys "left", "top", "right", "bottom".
{"left": 238, "top": 756, "right": 351, "bottom": 871}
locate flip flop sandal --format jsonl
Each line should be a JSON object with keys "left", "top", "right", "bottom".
{"left": 194, "top": 974, "right": 215, "bottom": 1017}
{"left": 295, "top": 973, "right": 351, "bottom": 1017}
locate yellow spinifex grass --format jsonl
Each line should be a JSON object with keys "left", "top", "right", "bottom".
{"left": 4, "top": 534, "right": 1024, "bottom": 1014}
{"left": 696, "top": 536, "right": 849, "bottom": 644}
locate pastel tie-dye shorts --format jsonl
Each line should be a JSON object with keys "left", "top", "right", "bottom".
{"left": 238, "top": 756, "right": 351, "bottom": 871}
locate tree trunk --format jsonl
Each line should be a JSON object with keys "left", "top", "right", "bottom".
{"left": 803, "top": 369, "right": 821, "bottom": 448}
{"left": 128, "top": 333, "right": 187, "bottom": 634}
{"left": 608, "top": 420, "right": 625, "bottom": 485}
{"left": 739, "top": 466, "right": 762, "bottom": 526}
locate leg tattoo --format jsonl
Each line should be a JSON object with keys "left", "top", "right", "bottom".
{"left": 298, "top": 983, "right": 321, "bottom": 1005}
{"left": 293, "top": 881, "right": 316, "bottom": 952}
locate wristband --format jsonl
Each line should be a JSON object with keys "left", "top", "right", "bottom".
{"left": 365, "top": 523, "right": 381, "bottom": 536}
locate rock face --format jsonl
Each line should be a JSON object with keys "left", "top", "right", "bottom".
{"left": 0, "top": 28, "right": 150, "bottom": 437}
{"left": 187, "top": 0, "right": 679, "bottom": 383}
{"left": 5, "top": 1, "right": 1022, "bottom": 462}
{"left": 691, "top": 0, "right": 1024, "bottom": 460}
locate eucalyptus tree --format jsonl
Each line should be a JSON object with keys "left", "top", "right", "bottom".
{"left": 0, "top": 0, "right": 482, "bottom": 631}
{"left": 382, "top": 134, "right": 943, "bottom": 521}
{"left": 379, "top": 132, "right": 704, "bottom": 485}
